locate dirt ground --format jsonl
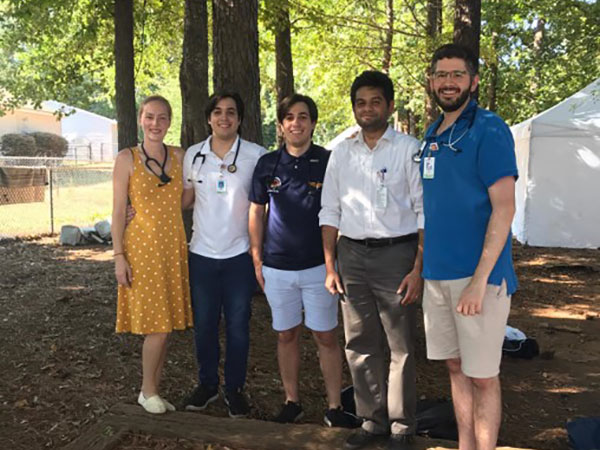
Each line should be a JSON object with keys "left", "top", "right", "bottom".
{"left": 0, "top": 237, "right": 598, "bottom": 450}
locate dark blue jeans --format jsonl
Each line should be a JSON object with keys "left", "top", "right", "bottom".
{"left": 188, "top": 251, "right": 256, "bottom": 392}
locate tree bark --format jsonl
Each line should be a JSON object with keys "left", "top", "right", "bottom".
{"left": 487, "top": 31, "right": 498, "bottom": 112}
{"left": 453, "top": 0, "right": 481, "bottom": 66}
{"left": 179, "top": 0, "right": 209, "bottom": 150}
{"left": 426, "top": 0, "right": 442, "bottom": 37}
{"left": 114, "top": 0, "right": 137, "bottom": 149}
{"left": 425, "top": 0, "right": 442, "bottom": 128}
{"left": 532, "top": 17, "right": 545, "bottom": 112}
{"left": 381, "top": 0, "right": 394, "bottom": 74}
{"left": 273, "top": 0, "right": 294, "bottom": 104}
{"left": 212, "top": 0, "right": 263, "bottom": 145}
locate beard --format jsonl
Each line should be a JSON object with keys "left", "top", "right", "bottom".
{"left": 433, "top": 87, "right": 471, "bottom": 113}
{"left": 355, "top": 114, "right": 389, "bottom": 132}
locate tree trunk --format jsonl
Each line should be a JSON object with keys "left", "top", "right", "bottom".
{"left": 212, "top": 0, "right": 263, "bottom": 145}
{"left": 273, "top": 0, "right": 294, "bottom": 104}
{"left": 487, "top": 31, "right": 498, "bottom": 112}
{"left": 180, "top": 0, "right": 209, "bottom": 150}
{"left": 453, "top": 0, "right": 481, "bottom": 66}
{"left": 532, "top": 17, "right": 545, "bottom": 112}
{"left": 426, "top": 0, "right": 442, "bottom": 37}
{"left": 425, "top": 0, "right": 442, "bottom": 128}
{"left": 180, "top": 0, "right": 209, "bottom": 241}
{"left": 114, "top": 0, "right": 137, "bottom": 149}
{"left": 381, "top": 0, "right": 394, "bottom": 74}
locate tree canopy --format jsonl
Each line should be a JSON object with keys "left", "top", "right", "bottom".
{"left": 1, "top": 0, "right": 598, "bottom": 149}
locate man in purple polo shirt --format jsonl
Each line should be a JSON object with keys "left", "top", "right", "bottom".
{"left": 248, "top": 94, "right": 359, "bottom": 428}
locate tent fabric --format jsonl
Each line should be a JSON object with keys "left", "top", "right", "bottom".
{"left": 511, "top": 79, "right": 600, "bottom": 248}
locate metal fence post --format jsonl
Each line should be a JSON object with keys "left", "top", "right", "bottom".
{"left": 49, "top": 168, "right": 54, "bottom": 234}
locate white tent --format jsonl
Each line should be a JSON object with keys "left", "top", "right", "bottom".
{"left": 511, "top": 78, "right": 600, "bottom": 248}
{"left": 325, "top": 125, "right": 360, "bottom": 150}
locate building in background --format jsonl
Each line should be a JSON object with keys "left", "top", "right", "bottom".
{"left": 0, "top": 101, "right": 118, "bottom": 161}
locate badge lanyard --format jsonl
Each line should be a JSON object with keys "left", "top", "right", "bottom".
{"left": 140, "top": 142, "right": 172, "bottom": 187}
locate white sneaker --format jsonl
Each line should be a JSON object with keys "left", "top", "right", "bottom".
{"left": 138, "top": 392, "right": 166, "bottom": 414}
{"left": 160, "top": 396, "right": 176, "bottom": 412}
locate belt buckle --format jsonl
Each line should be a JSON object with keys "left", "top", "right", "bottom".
{"left": 364, "top": 238, "right": 376, "bottom": 247}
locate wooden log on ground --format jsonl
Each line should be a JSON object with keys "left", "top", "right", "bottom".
{"left": 63, "top": 403, "right": 535, "bottom": 450}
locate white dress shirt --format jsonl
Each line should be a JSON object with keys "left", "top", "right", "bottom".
{"left": 183, "top": 136, "right": 266, "bottom": 258}
{"left": 319, "top": 126, "right": 424, "bottom": 239}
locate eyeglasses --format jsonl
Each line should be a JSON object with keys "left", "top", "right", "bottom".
{"left": 432, "top": 70, "right": 468, "bottom": 81}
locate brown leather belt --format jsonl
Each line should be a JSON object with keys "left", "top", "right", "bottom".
{"left": 342, "top": 233, "right": 418, "bottom": 248}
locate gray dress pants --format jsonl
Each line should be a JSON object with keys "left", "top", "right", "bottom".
{"left": 337, "top": 236, "right": 417, "bottom": 436}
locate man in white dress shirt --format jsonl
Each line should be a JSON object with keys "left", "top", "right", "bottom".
{"left": 320, "top": 71, "right": 424, "bottom": 450}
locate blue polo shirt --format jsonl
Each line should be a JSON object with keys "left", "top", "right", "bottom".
{"left": 249, "top": 143, "right": 330, "bottom": 271}
{"left": 421, "top": 100, "right": 519, "bottom": 295}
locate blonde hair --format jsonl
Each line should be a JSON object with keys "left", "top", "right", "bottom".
{"left": 138, "top": 95, "right": 172, "bottom": 121}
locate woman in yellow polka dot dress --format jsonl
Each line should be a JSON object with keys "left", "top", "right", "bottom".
{"left": 111, "top": 95, "right": 193, "bottom": 414}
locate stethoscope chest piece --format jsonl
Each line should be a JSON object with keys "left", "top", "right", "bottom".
{"left": 227, "top": 164, "right": 237, "bottom": 173}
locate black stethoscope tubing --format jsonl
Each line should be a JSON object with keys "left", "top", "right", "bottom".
{"left": 140, "top": 142, "right": 172, "bottom": 186}
{"left": 189, "top": 137, "right": 241, "bottom": 182}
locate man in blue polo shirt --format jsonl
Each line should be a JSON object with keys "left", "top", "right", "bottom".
{"left": 420, "top": 43, "right": 518, "bottom": 450}
{"left": 248, "top": 94, "right": 358, "bottom": 428}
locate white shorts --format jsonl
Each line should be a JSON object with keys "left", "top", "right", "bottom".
{"left": 262, "top": 264, "right": 338, "bottom": 332}
{"left": 423, "top": 277, "right": 511, "bottom": 379}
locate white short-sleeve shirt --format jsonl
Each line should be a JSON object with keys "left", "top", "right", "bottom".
{"left": 183, "top": 136, "right": 266, "bottom": 259}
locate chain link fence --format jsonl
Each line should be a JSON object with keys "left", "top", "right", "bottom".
{"left": 0, "top": 156, "right": 113, "bottom": 238}
{"left": 65, "top": 143, "right": 117, "bottom": 163}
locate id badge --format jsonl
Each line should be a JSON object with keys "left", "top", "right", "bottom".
{"left": 376, "top": 185, "right": 388, "bottom": 209}
{"left": 216, "top": 178, "right": 227, "bottom": 193}
{"left": 423, "top": 157, "right": 435, "bottom": 179}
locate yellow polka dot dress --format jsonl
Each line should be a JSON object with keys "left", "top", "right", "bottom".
{"left": 116, "top": 147, "right": 193, "bottom": 334}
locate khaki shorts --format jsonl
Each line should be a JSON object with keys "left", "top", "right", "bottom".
{"left": 423, "top": 277, "right": 511, "bottom": 378}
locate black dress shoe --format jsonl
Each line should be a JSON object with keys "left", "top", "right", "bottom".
{"left": 385, "top": 433, "right": 415, "bottom": 450}
{"left": 344, "top": 428, "right": 387, "bottom": 450}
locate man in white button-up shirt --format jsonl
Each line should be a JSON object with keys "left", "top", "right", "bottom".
{"left": 320, "top": 71, "right": 424, "bottom": 450}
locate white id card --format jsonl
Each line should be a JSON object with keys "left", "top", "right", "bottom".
{"left": 216, "top": 178, "right": 227, "bottom": 193}
{"left": 376, "top": 185, "right": 388, "bottom": 209}
{"left": 423, "top": 157, "right": 435, "bottom": 179}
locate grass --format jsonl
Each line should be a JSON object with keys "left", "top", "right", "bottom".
{"left": 0, "top": 168, "right": 112, "bottom": 237}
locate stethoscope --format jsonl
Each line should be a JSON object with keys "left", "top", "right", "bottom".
{"left": 267, "top": 146, "right": 321, "bottom": 195}
{"left": 140, "top": 142, "right": 172, "bottom": 187}
{"left": 187, "top": 136, "right": 241, "bottom": 183}
{"left": 413, "top": 108, "right": 478, "bottom": 163}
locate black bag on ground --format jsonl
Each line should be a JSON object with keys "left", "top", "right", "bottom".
{"left": 416, "top": 398, "right": 458, "bottom": 441}
{"left": 341, "top": 386, "right": 458, "bottom": 441}
{"left": 502, "top": 337, "right": 540, "bottom": 359}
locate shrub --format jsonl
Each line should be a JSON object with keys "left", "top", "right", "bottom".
{"left": 0, "top": 132, "right": 68, "bottom": 158}
{"left": 0, "top": 133, "right": 37, "bottom": 156}
{"left": 29, "top": 132, "right": 68, "bottom": 157}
